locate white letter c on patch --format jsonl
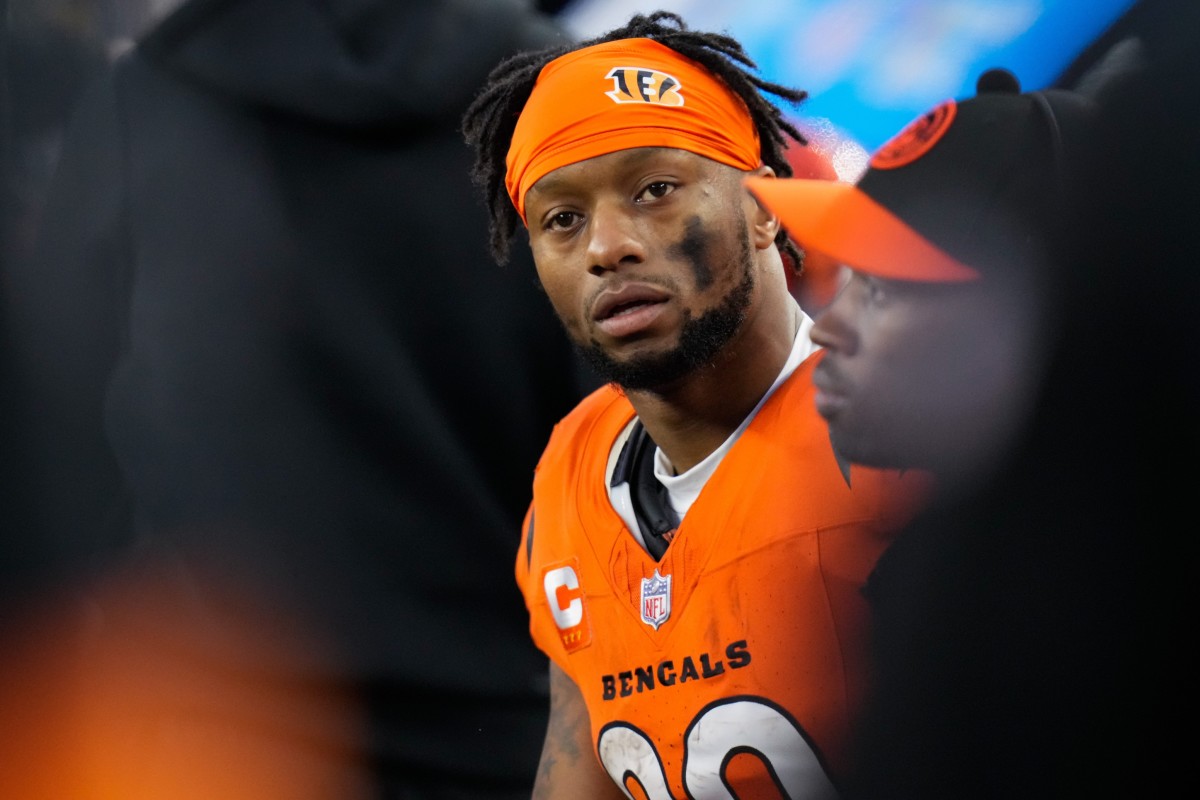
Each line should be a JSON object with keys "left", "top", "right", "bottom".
{"left": 543, "top": 565, "right": 583, "bottom": 630}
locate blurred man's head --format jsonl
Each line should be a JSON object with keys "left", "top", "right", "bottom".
{"left": 747, "top": 69, "right": 1097, "bottom": 481}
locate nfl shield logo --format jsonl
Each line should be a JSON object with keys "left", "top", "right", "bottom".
{"left": 640, "top": 570, "right": 672, "bottom": 630}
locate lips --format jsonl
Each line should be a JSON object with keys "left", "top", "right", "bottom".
{"left": 812, "top": 360, "right": 848, "bottom": 419}
{"left": 591, "top": 283, "right": 671, "bottom": 322}
{"left": 590, "top": 283, "right": 672, "bottom": 339}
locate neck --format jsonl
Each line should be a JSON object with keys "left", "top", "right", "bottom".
{"left": 628, "top": 291, "right": 800, "bottom": 474}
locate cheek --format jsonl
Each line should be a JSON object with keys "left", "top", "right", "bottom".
{"left": 664, "top": 214, "right": 747, "bottom": 294}
{"left": 857, "top": 314, "right": 944, "bottom": 390}
{"left": 902, "top": 311, "right": 1010, "bottom": 407}
{"left": 665, "top": 217, "right": 716, "bottom": 290}
{"left": 530, "top": 239, "right": 570, "bottom": 298}
{"left": 532, "top": 258, "right": 587, "bottom": 334}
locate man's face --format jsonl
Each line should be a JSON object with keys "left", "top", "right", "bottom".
{"left": 809, "top": 269, "right": 1043, "bottom": 474}
{"left": 523, "top": 147, "right": 763, "bottom": 392}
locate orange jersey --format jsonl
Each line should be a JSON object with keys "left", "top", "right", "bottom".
{"left": 516, "top": 354, "right": 927, "bottom": 799}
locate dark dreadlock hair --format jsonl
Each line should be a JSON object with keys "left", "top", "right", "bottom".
{"left": 462, "top": 10, "right": 809, "bottom": 271}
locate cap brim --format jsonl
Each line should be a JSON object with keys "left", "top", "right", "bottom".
{"left": 744, "top": 176, "right": 979, "bottom": 282}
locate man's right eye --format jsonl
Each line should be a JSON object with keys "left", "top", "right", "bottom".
{"left": 547, "top": 211, "right": 579, "bottom": 231}
{"left": 864, "top": 276, "right": 890, "bottom": 306}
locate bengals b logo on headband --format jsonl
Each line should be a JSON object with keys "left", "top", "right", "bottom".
{"left": 605, "top": 67, "right": 684, "bottom": 107}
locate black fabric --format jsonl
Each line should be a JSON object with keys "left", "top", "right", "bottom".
{"left": 3, "top": 1, "right": 597, "bottom": 797}
{"left": 857, "top": 74, "right": 1098, "bottom": 282}
{"left": 611, "top": 420, "right": 679, "bottom": 560}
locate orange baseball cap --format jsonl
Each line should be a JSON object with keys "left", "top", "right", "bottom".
{"left": 747, "top": 69, "right": 1098, "bottom": 282}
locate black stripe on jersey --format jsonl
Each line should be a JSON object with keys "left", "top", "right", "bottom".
{"left": 525, "top": 509, "right": 535, "bottom": 569}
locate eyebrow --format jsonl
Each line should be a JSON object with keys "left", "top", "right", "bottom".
{"left": 530, "top": 147, "right": 680, "bottom": 197}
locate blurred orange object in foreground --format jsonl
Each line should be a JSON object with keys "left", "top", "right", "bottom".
{"left": 0, "top": 560, "right": 374, "bottom": 800}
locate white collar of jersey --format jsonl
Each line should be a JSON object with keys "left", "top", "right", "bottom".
{"left": 655, "top": 301, "right": 817, "bottom": 502}
{"left": 607, "top": 298, "right": 818, "bottom": 545}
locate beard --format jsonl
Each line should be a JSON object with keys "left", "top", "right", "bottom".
{"left": 575, "top": 229, "right": 756, "bottom": 392}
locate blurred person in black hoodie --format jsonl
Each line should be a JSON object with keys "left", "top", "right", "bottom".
{"left": 0, "top": 0, "right": 109, "bottom": 611}
{"left": 1, "top": 1, "right": 597, "bottom": 798}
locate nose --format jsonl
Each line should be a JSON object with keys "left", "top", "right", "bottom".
{"left": 809, "top": 274, "right": 859, "bottom": 355}
{"left": 585, "top": 200, "right": 646, "bottom": 276}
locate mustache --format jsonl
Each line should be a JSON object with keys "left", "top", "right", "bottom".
{"left": 812, "top": 356, "right": 847, "bottom": 394}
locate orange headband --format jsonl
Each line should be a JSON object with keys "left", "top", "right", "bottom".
{"left": 505, "top": 38, "right": 763, "bottom": 224}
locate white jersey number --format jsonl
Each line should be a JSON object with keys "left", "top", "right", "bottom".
{"left": 597, "top": 696, "right": 839, "bottom": 799}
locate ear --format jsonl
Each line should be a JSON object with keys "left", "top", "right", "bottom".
{"left": 744, "top": 165, "right": 780, "bottom": 249}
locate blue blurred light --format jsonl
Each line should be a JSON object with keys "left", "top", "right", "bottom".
{"left": 560, "top": 0, "right": 1138, "bottom": 151}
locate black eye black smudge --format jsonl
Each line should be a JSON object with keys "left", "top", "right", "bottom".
{"left": 668, "top": 216, "right": 715, "bottom": 291}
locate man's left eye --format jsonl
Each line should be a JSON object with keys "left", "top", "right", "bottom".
{"left": 638, "top": 182, "right": 674, "bottom": 201}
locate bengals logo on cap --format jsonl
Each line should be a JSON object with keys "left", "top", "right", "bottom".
{"left": 605, "top": 67, "right": 684, "bottom": 106}
{"left": 871, "top": 99, "right": 957, "bottom": 169}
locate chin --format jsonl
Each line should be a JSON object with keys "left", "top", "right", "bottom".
{"left": 829, "top": 430, "right": 905, "bottom": 472}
